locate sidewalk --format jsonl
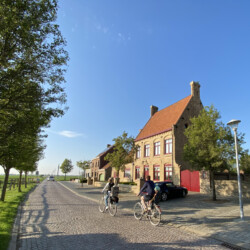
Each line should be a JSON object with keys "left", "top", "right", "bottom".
{"left": 60, "top": 181, "right": 250, "bottom": 250}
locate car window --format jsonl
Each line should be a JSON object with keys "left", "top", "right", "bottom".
{"left": 165, "top": 183, "right": 174, "bottom": 187}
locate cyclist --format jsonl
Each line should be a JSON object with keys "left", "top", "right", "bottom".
{"left": 137, "top": 175, "right": 155, "bottom": 211}
{"left": 102, "top": 177, "right": 114, "bottom": 210}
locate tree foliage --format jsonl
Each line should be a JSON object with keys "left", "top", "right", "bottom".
{"left": 0, "top": 0, "right": 68, "bottom": 200}
{"left": 76, "top": 160, "right": 91, "bottom": 173}
{"left": 60, "top": 159, "right": 73, "bottom": 180}
{"left": 105, "top": 132, "right": 137, "bottom": 176}
{"left": 183, "top": 105, "right": 245, "bottom": 200}
{"left": 0, "top": 0, "right": 68, "bottom": 124}
{"left": 240, "top": 152, "right": 250, "bottom": 174}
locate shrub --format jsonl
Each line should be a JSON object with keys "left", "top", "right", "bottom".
{"left": 119, "top": 182, "right": 137, "bottom": 186}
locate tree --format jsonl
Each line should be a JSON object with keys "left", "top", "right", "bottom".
{"left": 240, "top": 152, "right": 250, "bottom": 174}
{"left": 105, "top": 132, "right": 137, "bottom": 178}
{"left": 60, "top": 159, "right": 74, "bottom": 180}
{"left": 0, "top": 88, "right": 47, "bottom": 200}
{"left": 183, "top": 105, "right": 245, "bottom": 201}
{"left": 76, "top": 160, "right": 91, "bottom": 177}
{"left": 16, "top": 136, "right": 45, "bottom": 191}
{"left": 0, "top": 0, "right": 68, "bottom": 200}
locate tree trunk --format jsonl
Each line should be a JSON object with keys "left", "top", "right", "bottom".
{"left": 210, "top": 170, "right": 216, "bottom": 201}
{"left": 114, "top": 169, "right": 120, "bottom": 186}
{"left": 25, "top": 171, "right": 28, "bottom": 188}
{"left": 64, "top": 173, "right": 66, "bottom": 180}
{"left": 1, "top": 167, "right": 10, "bottom": 201}
{"left": 18, "top": 170, "right": 23, "bottom": 192}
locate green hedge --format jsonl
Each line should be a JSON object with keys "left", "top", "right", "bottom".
{"left": 119, "top": 182, "right": 137, "bottom": 186}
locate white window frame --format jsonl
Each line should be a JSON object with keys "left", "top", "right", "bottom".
{"left": 154, "top": 141, "right": 160, "bottom": 156}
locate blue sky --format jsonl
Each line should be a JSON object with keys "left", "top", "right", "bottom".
{"left": 3, "top": 0, "right": 250, "bottom": 175}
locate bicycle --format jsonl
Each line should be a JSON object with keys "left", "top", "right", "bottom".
{"left": 99, "top": 193, "right": 118, "bottom": 216}
{"left": 134, "top": 199, "right": 161, "bottom": 226}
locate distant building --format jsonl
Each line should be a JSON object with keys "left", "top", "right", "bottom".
{"left": 91, "top": 144, "right": 114, "bottom": 182}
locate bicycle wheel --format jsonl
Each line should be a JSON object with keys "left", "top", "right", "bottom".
{"left": 134, "top": 202, "right": 143, "bottom": 220}
{"left": 108, "top": 199, "right": 117, "bottom": 216}
{"left": 98, "top": 196, "right": 106, "bottom": 213}
{"left": 149, "top": 204, "right": 161, "bottom": 226}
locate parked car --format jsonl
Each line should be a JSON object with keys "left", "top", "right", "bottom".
{"left": 155, "top": 181, "right": 188, "bottom": 201}
{"left": 47, "top": 176, "right": 55, "bottom": 181}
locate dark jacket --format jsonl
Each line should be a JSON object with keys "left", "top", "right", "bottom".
{"left": 139, "top": 180, "right": 155, "bottom": 196}
{"left": 102, "top": 182, "right": 114, "bottom": 193}
{"left": 108, "top": 183, "right": 114, "bottom": 191}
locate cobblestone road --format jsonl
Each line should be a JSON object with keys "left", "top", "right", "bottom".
{"left": 17, "top": 181, "right": 228, "bottom": 250}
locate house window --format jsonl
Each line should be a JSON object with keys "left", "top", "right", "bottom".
{"left": 164, "top": 165, "right": 172, "bottom": 181}
{"left": 144, "top": 165, "right": 149, "bottom": 180}
{"left": 124, "top": 168, "right": 131, "bottom": 178}
{"left": 136, "top": 146, "right": 141, "bottom": 159}
{"left": 164, "top": 139, "right": 172, "bottom": 154}
{"left": 144, "top": 144, "right": 150, "bottom": 157}
{"left": 135, "top": 167, "right": 140, "bottom": 179}
{"left": 154, "top": 142, "right": 160, "bottom": 156}
{"left": 153, "top": 165, "right": 160, "bottom": 181}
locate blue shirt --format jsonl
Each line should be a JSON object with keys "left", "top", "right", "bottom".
{"left": 139, "top": 180, "right": 155, "bottom": 196}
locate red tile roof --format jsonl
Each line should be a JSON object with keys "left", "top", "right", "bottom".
{"left": 135, "top": 96, "right": 192, "bottom": 141}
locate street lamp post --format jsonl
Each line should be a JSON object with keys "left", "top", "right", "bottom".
{"left": 227, "top": 119, "right": 244, "bottom": 219}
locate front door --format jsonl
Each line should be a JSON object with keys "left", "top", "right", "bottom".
{"left": 181, "top": 170, "right": 200, "bottom": 192}
{"left": 99, "top": 173, "right": 104, "bottom": 181}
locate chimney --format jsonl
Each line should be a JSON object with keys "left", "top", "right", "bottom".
{"left": 150, "top": 105, "right": 158, "bottom": 117}
{"left": 190, "top": 81, "right": 200, "bottom": 99}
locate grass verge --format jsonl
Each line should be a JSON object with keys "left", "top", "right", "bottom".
{"left": 0, "top": 184, "right": 36, "bottom": 250}
{"left": 55, "top": 176, "right": 80, "bottom": 181}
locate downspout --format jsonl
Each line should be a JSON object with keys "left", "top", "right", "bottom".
{"left": 172, "top": 124, "right": 178, "bottom": 184}
{"left": 131, "top": 162, "right": 134, "bottom": 182}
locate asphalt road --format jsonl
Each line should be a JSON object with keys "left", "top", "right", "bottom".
{"left": 17, "top": 181, "right": 228, "bottom": 250}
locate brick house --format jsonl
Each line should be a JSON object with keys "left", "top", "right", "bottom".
{"left": 133, "top": 81, "right": 203, "bottom": 191}
{"left": 90, "top": 144, "right": 114, "bottom": 182}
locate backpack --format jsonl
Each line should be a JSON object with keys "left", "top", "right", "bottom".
{"left": 111, "top": 186, "right": 119, "bottom": 197}
{"left": 111, "top": 196, "right": 119, "bottom": 203}
{"left": 154, "top": 192, "right": 161, "bottom": 205}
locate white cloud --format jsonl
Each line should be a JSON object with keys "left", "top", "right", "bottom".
{"left": 48, "top": 129, "right": 84, "bottom": 138}
{"left": 59, "top": 130, "right": 84, "bottom": 138}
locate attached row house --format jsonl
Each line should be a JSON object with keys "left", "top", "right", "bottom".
{"left": 91, "top": 81, "right": 203, "bottom": 192}
{"left": 90, "top": 144, "right": 114, "bottom": 182}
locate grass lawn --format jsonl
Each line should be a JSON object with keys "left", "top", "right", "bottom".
{"left": 0, "top": 175, "right": 20, "bottom": 182}
{"left": 0, "top": 183, "right": 36, "bottom": 250}
{"left": 55, "top": 175, "right": 80, "bottom": 181}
